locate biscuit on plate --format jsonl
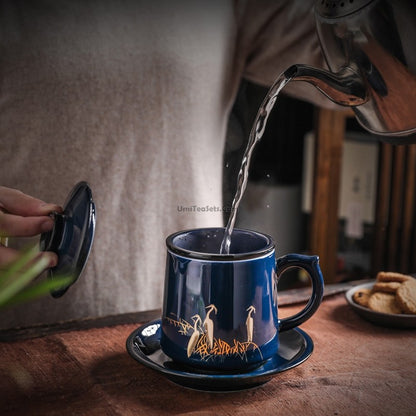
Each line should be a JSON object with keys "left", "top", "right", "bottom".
{"left": 396, "top": 279, "right": 416, "bottom": 314}
{"left": 376, "top": 271, "right": 412, "bottom": 283}
{"left": 353, "top": 288, "right": 372, "bottom": 307}
{"left": 368, "top": 292, "right": 402, "bottom": 314}
{"left": 373, "top": 281, "right": 401, "bottom": 293}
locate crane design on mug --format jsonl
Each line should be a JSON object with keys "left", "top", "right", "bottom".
{"left": 203, "top": 304, "right": 218, "bottom": 350}
{"left": 187, "top": 314, "right": 203, "bottom": 358}
{"left": 167, "top": 303, "right": 263, "bottom": 362}
{"left": 245, "top": 305, "right": 256, "bottom": 343}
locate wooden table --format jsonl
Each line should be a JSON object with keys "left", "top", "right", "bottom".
{"left": 1, "top": 294, "right": 415, "bottom": 416}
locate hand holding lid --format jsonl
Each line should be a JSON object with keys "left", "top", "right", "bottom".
{"left": 40, "top": 182, "right": 96, "bottom": 298}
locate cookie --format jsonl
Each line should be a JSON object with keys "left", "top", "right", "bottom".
{"left": 376, "top": 271, "right": 412, "bottom": 283}
{"left": 368, "top": 292, "right": 402, "bottom": 314}
{"left": 396, "top": 279, "right": 416, "bottom": 314}
{"left": 353, "top": 288, "right": 372, "bottom": 307}
{"left": 373, "top": 281, "right": 401, "bottom": 293}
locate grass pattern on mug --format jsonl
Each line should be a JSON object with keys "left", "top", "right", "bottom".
{"left": 193, "top": 333, "right": 263, "bottom": 361}
{"left": 166, "top": 316, "right": 193, "bottom": 335}
{"left": 168, "top": 304, "right": 263, "bottom": 362}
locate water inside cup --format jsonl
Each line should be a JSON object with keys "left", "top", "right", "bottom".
{"left": 170, "top": 228, "right": 272, "bottom": 255}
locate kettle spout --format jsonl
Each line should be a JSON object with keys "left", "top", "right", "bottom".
{"left": 284, "top": 64, "right": 368, "bottom": 107}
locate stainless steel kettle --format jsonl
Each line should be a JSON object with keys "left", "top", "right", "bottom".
{"left": 285, "top": 0, "right": 416, "bottom": 143}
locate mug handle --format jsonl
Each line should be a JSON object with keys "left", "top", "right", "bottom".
{"left": 276, "top": 254, "right": 324, "bottom": 332}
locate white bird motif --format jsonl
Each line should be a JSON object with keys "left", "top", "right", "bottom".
{"left": 203, "top": 304, "right": 218, "bottom": 349}
{"left": 246, "top": 305, "right": 256, "bottom": 343}
{"left": 187, "top": 314, "right": 202, "bottom": 357}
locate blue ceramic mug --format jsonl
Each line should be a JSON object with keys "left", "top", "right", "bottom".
{"left": 161, "top": 228, "right": 324, "bottom": 371}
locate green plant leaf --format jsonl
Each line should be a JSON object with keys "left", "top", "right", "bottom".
{"left": 0, "top": 275, "right": 73, "bottom": 309}
{"left": 0, "top": 245, "right": 75, "bottom": 310}
{"left": 0, "top": 255, "right": 49, "bottom": 305}
{"left": 0, "top": 245, "right": 40, "bottom": 289}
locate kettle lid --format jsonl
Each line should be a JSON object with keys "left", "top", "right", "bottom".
{"left": 40, "top": 181, "right": 96, "bottom": 298}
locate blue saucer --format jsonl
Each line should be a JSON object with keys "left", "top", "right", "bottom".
{"left": 126, "top": 319, "right": 313, "bottom": 391}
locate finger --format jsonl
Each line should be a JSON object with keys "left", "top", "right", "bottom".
{"left": 0, "top": 246, "right": 58, "bottom": 269}
{"left": 0, "top": 186, "right": 62, "bottom": 217}
{"left": 0, "top": 211, "right": 55, "bottom": 237}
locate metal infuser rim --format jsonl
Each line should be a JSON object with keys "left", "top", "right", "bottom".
{"left": 166, "top": 227, "right": 275, "bottom": 261}
{"left": 315, "top": 0, "right": 376, "bottom": 18}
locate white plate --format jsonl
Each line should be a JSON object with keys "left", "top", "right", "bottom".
{"left": 345, "top": 282, "right": 416, "bottom": 329}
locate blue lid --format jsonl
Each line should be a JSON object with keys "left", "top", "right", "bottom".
{"left": 40, "top": 181, "right": 96, "bottom": 298}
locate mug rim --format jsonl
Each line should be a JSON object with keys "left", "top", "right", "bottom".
{"left": 166, "top": 227, "right": 275, "bottom": 261}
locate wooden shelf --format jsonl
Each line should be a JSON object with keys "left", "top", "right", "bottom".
{"left": 310, "top": 107, "right": 416, "bottom": 282}
{"left": 309, "top": 108, "right": 347, "bottom": 282}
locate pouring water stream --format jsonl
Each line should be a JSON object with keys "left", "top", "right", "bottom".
{"left": 220, "top": 74, "right": 292, "bottom": 254}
